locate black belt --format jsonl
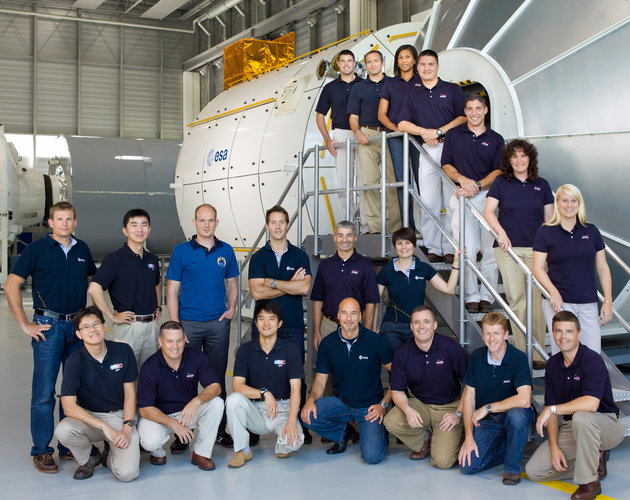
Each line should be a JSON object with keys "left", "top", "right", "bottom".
{"left": 362, "top": 125, "right": 386, "bottom": 132}
{"left": 133, "top": 314, "right": 156, "bottom": 323}
{"left": 35, "top": 308, "right": 75, "bottom": 322}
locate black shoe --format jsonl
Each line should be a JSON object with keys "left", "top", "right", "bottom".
{"left": 249, "top": 432, "right": 260, "bottom": 447}
{"left": 326, "top": 424, "right": 356, "bottom": 455}
{"left": 170, "top": 436, "right": 189, "bottom": 454}
{"left": 216, "top": 431, "right": 234, "bottom": 448}
{"left": 303, "top": 428, "right": 312, "bottom": 445}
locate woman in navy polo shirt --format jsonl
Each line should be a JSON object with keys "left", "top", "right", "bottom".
{"left": 484, "top": 139, "right": 553, "bottom": 368}
{"left": 377, "top": 45, "right": 421, "bottom": 230}
{"left": 532, "top": 184, "right": 613, "bottom": 354}
{"left": 377, "top": 227, "right": 460, "bottom": 351}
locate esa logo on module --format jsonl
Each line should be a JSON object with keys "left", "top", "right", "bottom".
{"left": 207, "top": 148, "right": 228, "bottom": 166}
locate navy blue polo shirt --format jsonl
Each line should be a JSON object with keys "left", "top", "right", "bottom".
{"left": 398, "top": 78, "right": 466, "bottom": 131}
{"left": 463, "top": 342, "right": 532, "bottom": 409}
{"left": 379, "top": 73, "right": 422, "bottom": 128}
{"left": 92, "top": 244, "right": 160, "bottom": 315}
{"left": 233, "top": 337, "right": 304, "bottom": 400}
{"left": 310, "top": 251, "right": 380, "bottom": 317}
{"left": 377, "top": 256, "right": 437, "bottom": 323}
{"left": 61, "top": 340, "right": 138, "bottom": 413}
{"left": 248, "top": 240, "right": 311, "bottom": 328}
{"left": 10, "top": 234, "right": 96, "bottom": 315}
{"left": 441, "top": 124, "right": 504, "bottom": 181}
{"left": 315, "top": 75, "right": 362, "bottom": 130}
{"left": 487, "top": 175, "right": 554, "bottom": 248}
{"left": 544, "top": 344, "right": 618, "bottom": 420}
{"left": 347, "top": 75, "right": 389, "bottom": 127}
{"left": 166, "top": 236, "right": 239, "bottom": 321}
{"left": 137, "top": 347, "right": 219, "bottom": 415}
{"left": 533, "top": 223, "right": 605, "bottom": 304}
{"left": 316, "top": 325, "right": 393, "bottom": 408}
{"left": 390, "top": 334, "right": 468, "bottom": 405}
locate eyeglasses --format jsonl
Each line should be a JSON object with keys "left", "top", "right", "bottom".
{"left": 79, "top": 321, "right": 103, "bottom": 332}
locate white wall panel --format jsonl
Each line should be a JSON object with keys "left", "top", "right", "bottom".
{"left": 162, "top": 69, "right": 183, "bottom": 139}
{"left": 294, "top": 19, "right": 310, "bottom": 57}
{"left": 0, "top": 14, "right": 32, "bottom": 58}
{"left": 124, "top": 28, "right": 160, "bottom": 68}
{"left": 81, "top": 23, "right": 120, "bottom": 65}
{"left": 163, "top": 31, "right": 196, "bottom": 69}
{"left": 318, "top": 6, "right": 340, "bottom": 46}
{"left": 37, "top": 19, "right": 77, "bottom": 61}
{"left": 80, "top": 64, "right": 119, "bottom": 136}
{"left": 0, "top": 59, "right": 32, "bottom": 133}
{"left": 37, "top": 61, "right": 77, "bottom": 134}
{"left": 122, "top": 68, "right": 159, "bottom": 138}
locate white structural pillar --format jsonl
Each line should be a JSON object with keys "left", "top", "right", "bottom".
{"left": 349, "top": 0, "right": 377, "bottom": 34}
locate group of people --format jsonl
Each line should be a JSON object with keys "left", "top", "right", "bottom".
{"left": 2, "top": 45, "right": 622, "bottom": 500}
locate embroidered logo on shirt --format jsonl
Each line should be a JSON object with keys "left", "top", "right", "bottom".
{"left": 110, "top": 363, "right": 123, "bottom": 372}
{"left": 217, "top": 256, "right": 227, "bottom": 267}
{"left": 77, "top": 258, "right": 85, "bottom": 262}
{"left": 351, "top": 269, "right": 360, "bottom": 275}
{"left": 440, "top": 93, "right": 448, "bottom": 98}
{"left": 534, "top": 186, "right": 542, "bottom": 191}
{"left": 414, "top": 276, "right": 425, "bottom": 280}
{"left": 503, "top": 379, "right": 511, "bottom": 384}
{"left": 274, "top": 359, "right": 286, "bottom": 367}
{"left": 186, "top": 372, "right": 195, "bottom": 379}
{"left": 436, "top": 358, "right": 445, "bottom": 365}
{"left": 286, "top": 266, "right": 295, "bottom": 271}
{"left": 359, "top": 355, "right": 369, "bottom": 360}
{"left": 481, "top": 141, "right": 490, "bottom": 147}
{"left": 573, "top": 374, "right": 581, "bottom": 381}
{"left": 148, "top": 263, "right": 156, "bottom": 270}
{"left": 581, "top": 235, "right": 590, "bottom": 240}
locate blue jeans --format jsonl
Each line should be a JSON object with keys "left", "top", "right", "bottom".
{"left": 378, "top": 320, "right": 413, "bottom": 353}
{"left": 181, "top": 318, "right": 231, "bottom": 431}
{"left": 459, "top": 407, "right": 533, "bottom": 475}
{"left": 387, "top": 136, "right": 419, "bottom": 230}
{"left": 31, "top": 313, "right": 81, "bottom": 456}
{"left": 303, "top": 396, "right": 388, "bottom": 464}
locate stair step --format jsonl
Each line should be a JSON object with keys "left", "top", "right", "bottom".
{"left": 621, "top": 416, "right": 630, "bottom": 437}
{"left": 613, "top": 388, "right": 630, "bottom": 403}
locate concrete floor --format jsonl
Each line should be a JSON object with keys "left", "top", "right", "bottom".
{"left": 1, "top": 289, "right": 628, "bottom": 500}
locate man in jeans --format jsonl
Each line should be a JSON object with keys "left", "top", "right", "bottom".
{"left": 4, "top": 201, "right": 96, "bottom": 473}
{"left": 301, "top": 297, "right": 393, "bottom": 464}
{"left": 458, "top": 312, "right": 533, "bottom": 485}
{"left": 166, "top": 203, "right": 239, "bottom": 447}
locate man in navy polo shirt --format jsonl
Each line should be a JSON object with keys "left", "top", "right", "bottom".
{"left": 166, "top": 203, "right": 239, "bottom": 447}
{"left": 526, "top": 311, "right": 624, "bottom": 500}
{"left": 301, "top": 297, "right": 393, "bottom": 464}
{"left": 89, "top": 208, "right": 161, "bottom": 367}
{"left": 310, "top": 221, "right": 379, "bottom": 350}
{"left": 458, "top": 312, "right": 533, "bottom": 485}
{"left": 137, "top": 321, "right": 223, "bottom": 470}
{"left": 225, "top": 301, "right": 304, "bottom": 468}
{"left": 384, "top": 306, "right": 467, "bottom": 468}
{"left": 5, "top": 201, "right": 96, "bottom": 473}
{"left": 398, "top": 49, "right": 466, "bottom": 263}
{"left": 55, "top": 306, "right": 139, "bottom": 482}
{"left": 348, "top": 50, "right": 400, "bottom": 233}
{"left": 442, "top": 94, "right": 504, "bottom": 313}
{"left": 316, "top": 49, "right": 365, "bottom": 226}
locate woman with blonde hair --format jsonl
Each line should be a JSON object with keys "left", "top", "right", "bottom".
{"left": 532, "top": 184, "right": 613, "bottom": 354}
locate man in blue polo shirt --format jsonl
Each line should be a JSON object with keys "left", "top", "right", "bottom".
{"left": 316, "top": 49, "right": 365, "bottom": 226}
{"left": 89, "top": 208, "right": 161, "bottom": 367}
{"left": 166, "top": 203, "right": 239, "bottom": 447}
{"left": 384, "top": 306, "right": 467, "bottom": 468}
{"left": 399, "top": 49, "right": 466, "bottom": 263}
{"left": 310, "top": 221, "right": 379, "bottom": 350}
{"left": 5, "top": 201, "right": 96, "bottom": 474}
{"left": 225, "top": 301, "right": 304, "bottom": 468}
{"left": 137, "top": 321, "right": 223, "bottom": 470}
{"left": 348, "top": 50, "right": 400, "bottom": 234}
{"left": 55, "top": 306, "right": 139, "bottom": 482}
{"left": 302, "top": 297, "right": 393, "bottom": 464}
{"left": 458, "top": 312, "right": 533, "bottom": 485}
{"left": 526, "top": 311, "right": 625, "bottom": 500}
{"left": 442, "top": 94, "right": 504, "bottom": 313}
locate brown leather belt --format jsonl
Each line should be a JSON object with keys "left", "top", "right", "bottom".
{"left": 133, "top": 314, "right": 157, "bottom": 323}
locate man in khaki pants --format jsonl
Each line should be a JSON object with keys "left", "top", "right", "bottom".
{"left": 384, "top": 306, "right": 467, "bottom": 468}
{"left": 526, "top": 311, "right": 624, "bottom": 500}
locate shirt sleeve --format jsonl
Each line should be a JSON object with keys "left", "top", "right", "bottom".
{"left": 315, "top": 83, "right": 332, "bottom": 115}
{"left": 578, "top": 352, "right": 608, "bottom": 400}
{"left": 389, "top": 348, "right": 408, "bottom": 392}
{"left": 60, "top": 355, "right": 82, "bottom": 397}
{"left": 123, "top": 344, "right": 139, "bottom": 383}
{"left": 247, "top": 250, "right": 265, "bottom": 280}
{"left": 362, "top": 259, "right": 380, "bottom": 303}
{"left": 299, "top": 250, "right": 312, "bottom": 276}
{"left": 441, "top": 132, "right": 454, "bottom": 167}
{"left": 137, "top": 363, "right": 157, "bottom": 408}
{"left": 165, "top": 245, "right": 183, "bottom": 282}
{"left": 591, "top": 225, "right": 605, "bottom": 252}
{"left": 347, "top": 84, "right": 361, "bottom": 116}
{"left": 397, "top": 94, "right": 412, "bottom": 123}
{"left": 310, "top": 265, "right": 325, "bottom": 301}
{"left": 376, "top": 264, "right": 388, "bottom": 286}
{"left": 233, "top": 345, "right": 249, "bottom": 379}
{"left": 452, "top": 85, "right": 467, "bottom": 117}
{"left": 462, "top": 351, "right": 478, "bottom": 389}
{"left": 542, "top": 179, "right": 554, "bottom": 205}
{"left": 454, "top": 345, "right": 470, "bottom": 381}
{"left": 286, "top": 342, "right": 306, "bottom": 380}
{"left": 377, "top": 333, "right": 394, "bottom": 365}
{"left": 487, "top": 175, "right": 502, "bottom": 200}
{"left": 85, "top": 244, "right": 97, "bottom": 277}
{"left": 379, "top": 79, "right": 392, "bottom": 102}
{"left": 512, "top": 350, "right": 533, "bottom": 389}
{"left": 532, "top": 226, "right": 550, "bottom": 253}
{"left": 9, "top": 242, "right": 37, "bottom": 279}
{"left": 491, "top": 134, "right": 505, "bottom": 169}
{"left": 225, "top": 246, "right": 240, "bottom": 279}
{"left": 422, "top": 262, "right": 438, "bottom": 281}
{"left": 315, "top": 337, "right": 332, "bottom": 374}
{"left": 91, "top": 253, "right": 116, "bottom": 289}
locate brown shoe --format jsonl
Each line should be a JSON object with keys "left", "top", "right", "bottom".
{"left": 465, "top": 302, "right": 480, "bottom": 313}
{"left": 409, "top": 431, "right": 431, "bottom": 460}
{"left": 597, "top": 450, "right": 608, "bottom": 480}
{"left": 532, "top": 360, "right": 547, "bottom": 370}
{"left": 427, "top": 253, "right": 444, "bottom": 263}
{"left": 227, "top": 449, "right": 253, "bottom": 468}
{"left": 502, "top": 472, "right": 521, "bottom": 485}
{"left": 191, "top": 452, "right": 216, "bottom": 471}
{"left": 73, "top": 447, "right": 102, "bottom": 480}
{"left": 59, "top": 451, "right": 76, "bottom": 462}
{"left": 571, "top": 480, "right": 602, "bottom": 500}
{"left": 33, "top": 452, "right": 58, "bottom": 474}
{"left": 275, "top": 452, "right": 291, "bottom": 459}
{"left": 443, "top": 253, "right": 455, "bottom": 264}
{"left": 479, "top": 300, "right": 494, "bottom": 312}
{"left": 150, "top": 455, "right": 167, "bottom": 466}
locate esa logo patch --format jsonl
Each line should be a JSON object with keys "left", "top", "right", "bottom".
{"left": 359, "top": 355, "right": 369, "bottom": 360}
{"left": 110, "top": 363, "right": 123, "bottom": 372}
{"left": 207, "top": 148, "right": 228, "bottom": 166}
{"left": 148, "top": 263, "right": 156, "bottom": 270}
{"left": 217, "top": 256, "right": 227, "bottom": 267}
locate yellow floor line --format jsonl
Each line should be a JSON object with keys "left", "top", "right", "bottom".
{"left": 226, "top": 370, "right": 233, "bottom": 377}
{"left": 525, "top": 474, "right": 616, "bottom": 499}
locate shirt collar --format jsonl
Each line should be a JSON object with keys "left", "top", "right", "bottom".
{"left": 393, "top": 257, "right": 416, "bottom": 273}
{"left": 46, "top": 233, "right": 77, "bottom": 248}
{"left": 486, "top": 342, "right": 511, "bottom": 366}
{"left": 189, "top": 235, "right": 223, "bottom": 252}
{"left": 333, "top": 249, "right": 359, "bottom": 262}
{"left": 254, "top": 336, "right": 282, "bottom": 352}
{"left": 158, "top": 347, "right": 190, "bottom": 372}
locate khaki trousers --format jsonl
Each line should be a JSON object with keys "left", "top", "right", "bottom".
{"left": 358, "top": 127, "right": 401, "bottom": 233}
{"left": 384, "top": 397, "right": 462, "bottom": 469}
{"left": 111, "top": 320, "right": 158, "bottom": 367}
{"left": 138, "top": 397, "right": 224, "bottom": 459}
{"left": 525, "top": 411, "right": 624, "bottom": 485}
{"left": 55, "top": 410, "right": 139, "bottom": 482}
{"left": 494, "top": 247, "right": 546, "bottom": 361}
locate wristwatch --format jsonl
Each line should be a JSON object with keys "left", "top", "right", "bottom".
{"left": 270, "top": 280, "right": 277, "bottom": 289}
{"left": 475, "top": 181, "right": 482, "bottom": 189}
{"left": 485, "top": 403, "right": 493, "bottom": 413}
{"left": 124, "top": 419, "right": 136, "bottom": 428}
{"left": 260, "top": 387, "right": 269, "bottom": 399}
{"left": 380, "top": 401, "right": 389, "bottom": 410}
{"left": 550, "top": 405, "right": 557, "bottom": 414}
{"left": 455, "top": 410, "right": 463, "bottom": 419}
{"left": 436, "top": 128, "right": 443, "bottom": 137}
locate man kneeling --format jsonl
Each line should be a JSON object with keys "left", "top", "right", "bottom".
{"left": 55, "top": 306, "right": 139, "bottom": 481}
{"left": 225, "top": 300, "right": 304, "bottom": 467}
{"left": 137, "top": 321, "right": 223, "bottom": 470}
